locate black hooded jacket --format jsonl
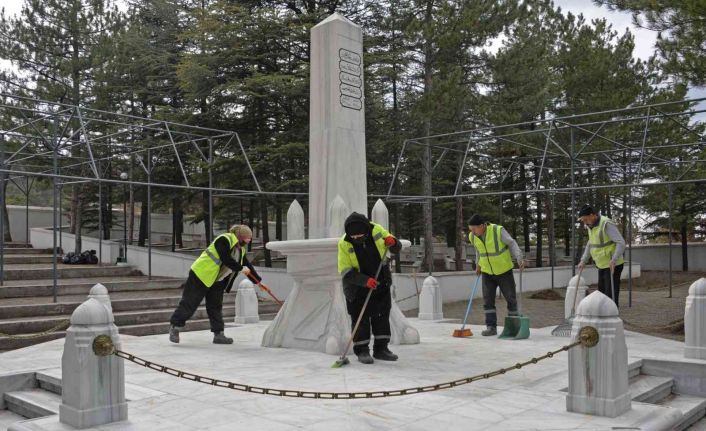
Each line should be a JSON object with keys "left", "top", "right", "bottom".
{"left": 341, "top": 212, "right": 401, "bottom": 300}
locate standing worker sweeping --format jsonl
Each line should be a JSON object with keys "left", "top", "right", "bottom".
{"left": 577, "top": 205, "right": 626, "bottom": 307}
{"left": 337, "top": 212, "right": 401, "bottom": 364}
{"left": 467, "top": 214, "right": 525, "bottom": 336}
{"left": 169, "top": 224, "right": 263, "bottom": 344}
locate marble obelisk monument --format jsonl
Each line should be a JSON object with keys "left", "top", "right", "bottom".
{"left": 308, "top": 13, "right": 367, "bottom": 239}
{"left": 263, "top": 13, "right": 418, "bottom": 354}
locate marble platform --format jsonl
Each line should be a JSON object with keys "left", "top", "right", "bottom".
{"left": 1, "top": 321, "right": 702, "bottom": 431}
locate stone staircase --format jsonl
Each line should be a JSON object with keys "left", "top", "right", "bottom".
{"left": 0, "top": 369, "right": 168, "bottom": 430}
{"left": 0, "top": 244, "right": 281, "bottom": 351}
{"left": 626, "top": 360, "right": 706, "bottom": 430}
{"left": 552, "top": 359, "right": 706, "bottom": 429}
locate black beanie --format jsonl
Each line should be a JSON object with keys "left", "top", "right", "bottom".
{"left": 344, "top": 212, "right": 370, "bottom": 236}
{"left": 467, "top": 214, "right": 485, "bottom": 226}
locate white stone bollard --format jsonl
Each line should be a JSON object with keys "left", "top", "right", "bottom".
{"left": 566, "top": 291, "right": 630, "bottom": 418}
{"left": 418, "top": 276, "right": 443, "bottom": 320}
{"left": 88, "top": 283, "right": 112, "bottom": 314}
{"left": 235, "top": 278, "right": 259, "bottom": 324}
{"left": 327, "top": 195, "right": 349, "bottom": 238}
{"left": 371, "top": 199, "right": 389, "bottom": 229}
{"left": 60, "top": 295, "right": 127, "bottom": 428}
{"left": 685, "top": 278, "right": 706, "bottom": 360}
{"left": 287, "top": 199, "right": 306, "bottom": 240}
{"left": 565, "top": 275, "right": 588, "bottom": 319}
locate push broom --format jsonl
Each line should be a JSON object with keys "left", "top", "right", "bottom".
{"left": 551, "top": 265, "right": 583, "bottom": 337}
{"left": 244, "top": 270, "right": 284, "bottom": 305}
{"left": 453, "top": 275, "right": 480, "bottom": 337}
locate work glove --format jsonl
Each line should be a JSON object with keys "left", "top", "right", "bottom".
{"left": 366, "top": 278, "right": 378, "bottom": 290}
{"left": 384, "top": 236, "right": 397, "bottom": 247}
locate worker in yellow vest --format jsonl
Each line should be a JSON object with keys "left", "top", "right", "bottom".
{"left": 467, "top": 214, "right": 525, "bottom": 336}
{"left": 168, "top": 224, "right": 262, "bottom": 344}
{"left": 338, "top": 212, "right": 401, "bottom": 364}
{"left": 577, "top": 205, "right": 626, "bottom": 307}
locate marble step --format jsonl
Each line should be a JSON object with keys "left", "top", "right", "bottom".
{"left": 0, "top": 409, "right": 26, "bottom": 430}
{"left": 0, "top": 243, "right": 31, "bottom": 249}
{"left": 0, "top": 255, "right": 61, "bottom": 265}
{"left": 34, "top": 370, "right": 166, "bottom": 402}
{"left": 557, "top": 360, "right": 643, "bottom": 393}
{"left": 0, "top": 265, "right": 138, "bottom": 281}
{"left": 657, "top": 393, "right": 706, "bottom": 431}
{"left": 0, "top": 248, "right": 51, "bottom": 255}
{"left": 0, "top": 277, "right": 183, "bottom": 299}
{"left": 34, "top": 373, "right": 61, "bottom": 396}
{"left": 628, "top": 359, "right": 643, "bottom": 379}
{"left": 688, "top": 416, "right": 706, "bottom": 430}
{"left": 3, "top": 389, "right": 59, "bottom": 419}
{"left": 0, "top": 294, "right": 212, "bottom": 319}
{"left": 630, "top": 374, "right": 674, "bottom": 403}
{"left": 0, "top": 303, "right": 280, "bottom": 351}
{"left": 0, "top": 306, "right": 234, "bottom": 351}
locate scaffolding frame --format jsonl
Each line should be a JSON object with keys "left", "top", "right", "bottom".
{"left": 1, "top": 95, "right": 705, "bottom": 306}
{"left": 385, "top": 98, "right": 706, "bottom": 306}
{"left": 0, "top": 94, "right": 290, "bottom": 299}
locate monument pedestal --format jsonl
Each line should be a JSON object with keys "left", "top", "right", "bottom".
{"left": 263, "top": 238, "right": 419, "bottom": 354}
{"left": 262, "top": 239, "right": 350, "bottom": 354}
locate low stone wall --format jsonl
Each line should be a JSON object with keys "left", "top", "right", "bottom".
{"left": 628, "top": 242, "right": 706, "bottom": 272}
{"left": 392, "top": 263, "right": 642, "bottom": 312}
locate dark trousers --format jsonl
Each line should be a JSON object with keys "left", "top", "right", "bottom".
{"left": 170, "top": 271, "right": 226, "bottom": 333}
{"left": 597, "top": 264, "right": 623, "bottom": 307}
{"left": 346, "top": 288, "right": 392, "bottom": 355}
{"left": 482, "top": 270, "right": 518, "bottom": 327}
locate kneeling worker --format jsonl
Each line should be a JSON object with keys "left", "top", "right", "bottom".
{"left": 169, "top": 224, "right": 262, "bottom": 344}
{"left": 468, "top": 214, "right": 525, "bottom": 336}
{"left": 338, "top": 212, "right": 401, "bottom": 364}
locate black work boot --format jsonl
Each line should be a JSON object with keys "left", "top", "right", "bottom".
{"left": 481, "top": 326, "right": 497, "bottom": 336}
{"left": 373, "top": 347, "right": 398, "bottom": 361}
{"left": 169, "top": 325, "right": 183, "bottom": 343}
{"left": 356, "top": 351, "right": 374, "bottom": 364}
{"left": 213, "top": 331, "right": 233, "bottom": 344}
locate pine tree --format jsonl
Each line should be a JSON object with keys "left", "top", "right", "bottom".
{"left": 595, "top": 0, "right": 706, "bottom": 86}
{"left": 0, "top": 0, "right": 121, "bottom": 252}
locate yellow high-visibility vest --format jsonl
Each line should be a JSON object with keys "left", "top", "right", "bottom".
{"left": 338, "top": 223, "right": 389, "bottom": 276}
{"left": 191, "top": 233, "right": 246, "bottom": 287}
{"left": 587, "top": 216, "right": 624, "bottom": 269}
{"left": 469, "top": 223, "right": 514, "bottom": 275}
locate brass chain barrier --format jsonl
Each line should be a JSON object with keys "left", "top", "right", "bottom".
{"left": 92, "top": 326, "right": 599, "bottom": 399}
{"left": 0, "top": 319, "right": 70, "bottom": 339}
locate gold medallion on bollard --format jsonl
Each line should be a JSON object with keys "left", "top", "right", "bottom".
{"left": 578, "top": 326, "right": 599, "bottom": 348}
{"left": 92, "top": 335, "right": 115, "bottom": 356}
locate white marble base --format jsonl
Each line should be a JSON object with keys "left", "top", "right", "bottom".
{"left": 390, "top": 301, "right": 420, "bottom": 345}
{"left": 264, "top": 238, "right": 419, "bottom": 354}
{"left": 234, "top": 279, "right": 259, "bottom": 324}
{"left": 685, "top": 278, "right": 706, "bottom": 361}
{"left": 566, "top": 291, "right": 631, "bottom": 418}
{"left": 262, "top": 239, "right": 350, "bottom": 355}
{"left": 4, "top": 318, "right": 702, "bottom": 431}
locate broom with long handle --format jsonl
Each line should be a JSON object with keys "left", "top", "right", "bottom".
{"left": 243, "top": 270, "right": 284, "bottom": 305}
